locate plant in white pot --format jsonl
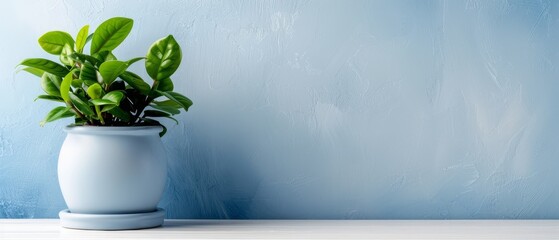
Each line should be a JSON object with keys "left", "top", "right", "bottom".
{"left": 17, "top": 17, "right": 192, "bottom": 230}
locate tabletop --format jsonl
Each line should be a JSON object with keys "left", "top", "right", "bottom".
{"left": 1, "top": 219, "right": 559, "bottom": 239}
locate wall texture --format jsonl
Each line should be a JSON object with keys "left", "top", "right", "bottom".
{"left": 1, "top": 0, "right": 559, "bottom": 219}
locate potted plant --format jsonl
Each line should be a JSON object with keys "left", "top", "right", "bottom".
{"left": 17, "top": 17, "right": 192, "bottom": 230}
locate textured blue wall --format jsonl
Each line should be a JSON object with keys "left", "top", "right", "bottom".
{"left": 1, "top": 0, "right": 559, "bottom": 219}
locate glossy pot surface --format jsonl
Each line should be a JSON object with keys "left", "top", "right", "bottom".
{"left": 58, "top": 126, "right": 167, "bottom": 214}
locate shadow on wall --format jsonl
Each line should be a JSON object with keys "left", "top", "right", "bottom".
{"left": 160, "top": 119, "right": 261, "bottom": 219}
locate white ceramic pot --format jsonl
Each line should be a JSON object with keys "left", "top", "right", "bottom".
{"left": 58, "top": 126, "right": 167, "bottom": 214}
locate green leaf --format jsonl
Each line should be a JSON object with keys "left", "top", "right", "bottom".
{"left": 71, "top": 78, "right": 83, "bottom": 88}
{"left": 119, "top": 71, "right": 150, "bottom": 95}
{"left": 159, "top": 124, "right": 167, "bottom": 137}
{"left": 86, "top": 33, "right": 94, "bottom": 44}
{"left": 83, "top": 80, "right": 97, "bottom": 86}
{"left": 149, "top": 78, "right": 173, "bottom": 98}
{"left": 60, "top": 71, "right": 73, "bottom": 103}
{"left": 75, "top": 88, "right": 87, "bottom": 99}
{"left": 41, "top": 73, "right": 61, "bottom": 96}
{"left": 99, "top": 60, "right": 128, "bottom": 85}
{"left": 157, "top": 78, "right": 174, "bottom": 92}
{"left": 143, "top": 110, "right": 178, "bottom": 124}
{"left": 35, "top": 95, "right": 64, "bottom": 102}
{"left": 80, "top": 62, "right": 98, "bottom": 81}
{"left": 40, "top": 106, "right": 74, "bottom": 126}
{"left": 102, "top": 91, "right": 124, "bottom": 104}
{"left": 73, "top": 118, "right": 87, "bottom": 125}
{"left": 19, "top": 67, "right": 44, "bottom": 78}
{"left": 156, "top": 91, "right": 192, "bottom": 111}
{"left": 69, "top": 92, "right": 94, "bottom": 116}
{"left": 59, "top": 44, "right": 75, "bottom": 66}
{"left": 145, "top": 35, "right": 182, "bottom": 80}
{"left": 144, "top": 109, "right": 170, "bottom": 117}
{"left": 87, "top": 83, "right": 103, "bottom": 99}
{"left": 19, "top": 58, "right": 69, "bottom": 77}
{"left": 75, "top": 25, "right": 89, "bottom": 53}
{"left": 72, "top": 52, "right": 100, "bottom": 66}
{"left": 107, "top": 106, "right": 130, "bottom": 121}
{"left": 90, "top": 99, "right": 116, "bottom": 106}
{"left": 90, "top": 17, "right": 133, "bottom": 54}
{"left": 150, "top": 103, "right": 180, "bottom": 115}
{"left": 94, "top": 51, "right": 117, "bottom": 62}
{"left": 150, "top": 100, "right": 181, "bottom": 115}
{"left": 38, "top": 31, "right": 75, "bottom": 55}
{"left": 101, "top": 104, "right": 117, "bottom": 113}
{"left": 153, "top": 100, "right": 182, "bottom": 107}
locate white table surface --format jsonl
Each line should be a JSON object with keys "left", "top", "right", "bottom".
{"left": 1, "top": 219, "right": 559, "bottom": 239}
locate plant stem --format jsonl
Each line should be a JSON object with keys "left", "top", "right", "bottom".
{"left": 95, "top": 106, "right": 105, "bottom": 125}
{"left": 67, "top": 102, "right": 91, "bottom": 124}
{"left": 133, "top": 80, "right": 159, "bottom": 124}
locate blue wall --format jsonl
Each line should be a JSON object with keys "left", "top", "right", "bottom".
{"left": 2, "top": 0, "right": 559, "bottom": 219}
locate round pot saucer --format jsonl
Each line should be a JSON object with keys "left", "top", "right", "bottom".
{"left": 59, "top": 208, "right": 165, "bottom": 230}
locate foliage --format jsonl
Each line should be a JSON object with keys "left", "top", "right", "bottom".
{"left": 18, "top": 17, "right": 193, "bottom": 137}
